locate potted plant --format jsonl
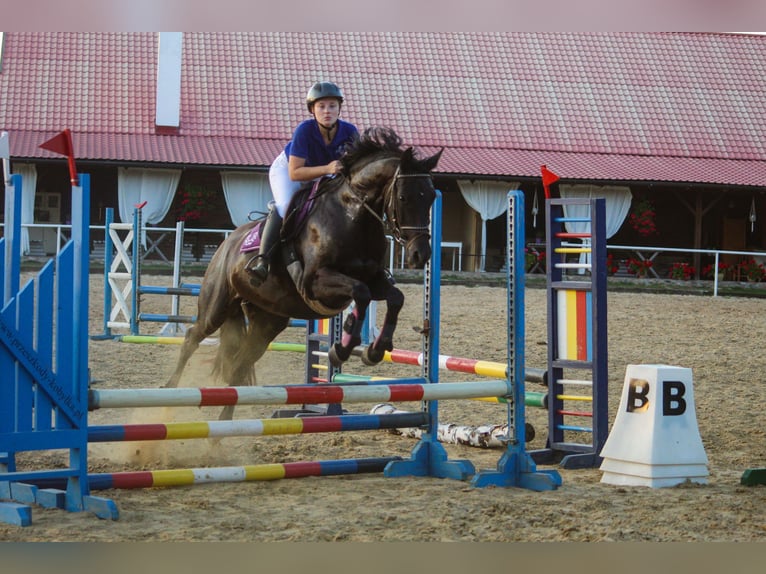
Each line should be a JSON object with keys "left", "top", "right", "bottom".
{"left": 669, "top": 262, "right": 695, "bottom": 280}
{"left": 738, "top": 258, "right": 765, "bottom": 283}
{"left": 701, "top": 262, "right": 730, "bottom": 281}
{"left": 627, "top": 258, "right": 653, "bottom": 278}
{"left": 524, "top": 248, "right": 545, "bottom": 274}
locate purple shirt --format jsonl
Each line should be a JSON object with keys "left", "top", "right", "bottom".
{"left": 285, "top": 119, "right": 359, "bottom": 166}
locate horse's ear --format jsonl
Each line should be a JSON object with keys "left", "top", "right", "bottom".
{"left": 401, "top": 146, "right": 442, "bottom": 174}
{"left": 422, "top": 148, "right": 444, "bottom": 173}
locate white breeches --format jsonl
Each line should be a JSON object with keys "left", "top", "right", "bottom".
{"left": 269, "top": 151, "right": 303, "bottom": 218}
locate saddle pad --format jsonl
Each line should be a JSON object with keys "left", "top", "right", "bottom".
{"left": 240, "top": 222, "right": 263, "bottom": 254}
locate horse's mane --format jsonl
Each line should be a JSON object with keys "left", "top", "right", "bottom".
{"left": 339, "top": 127, "right": 404, "bottom": 172}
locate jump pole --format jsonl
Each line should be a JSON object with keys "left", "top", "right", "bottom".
{"left": 22, "top": 457, "right": 402, "bottom": 491}
{"left": 343, "top": 346, "right": 547, "bottom": 384}
{"left": 88, "top": 379, "right": 513, "bottom": 410}
{"left": 87, "top": 412, "right": 429, "bottom": 442}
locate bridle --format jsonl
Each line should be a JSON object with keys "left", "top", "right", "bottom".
{"left": 360, "top": 166, "right": 434, "bottom": 248}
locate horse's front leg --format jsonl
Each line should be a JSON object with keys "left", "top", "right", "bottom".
{"left": 360, "top": 274, "right": 404, "bottom": 366}
{"left": 310, "top": 269, "right": 371, "bottom": 367}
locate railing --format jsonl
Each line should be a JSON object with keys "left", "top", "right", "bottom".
{"left": 8, "top": 222, "right": 402, "bottom": 274}
{"left": 6, "top": 223, "right": 766, "bottom": 296}
{"left": 606, "top": 244, "right": 766, "bottom": 297}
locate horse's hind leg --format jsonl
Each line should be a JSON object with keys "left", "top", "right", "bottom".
{"left": 165, "top": 321, "right": 216, "bottom": 388}
{"left": 214, "top": 304, "right": 290, "bottom": 420}
{"left": 165, "top": 277, "right": 232, "bottom": 388}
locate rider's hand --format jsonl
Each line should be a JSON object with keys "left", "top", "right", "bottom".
{"left": 327, "top": 160, "right": 342, "bottom": 176}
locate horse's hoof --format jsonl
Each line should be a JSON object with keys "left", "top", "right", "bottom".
{"left": 525, "top": 423, "right": 535, "bottom": 443}
{"left": 328, "top": 342, "right": 355, "bottom": 367}
{"left": 327, "top": 346, "right": 344, "bottom": 367}
{"left": 361, "top": 345, "right": 385, "bottom": 366}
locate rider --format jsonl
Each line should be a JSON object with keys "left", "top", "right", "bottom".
{"left": 247, "top": 81, "right": 360, "bottom": 284}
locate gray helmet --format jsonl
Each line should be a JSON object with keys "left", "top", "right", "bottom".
{"left": 306, "top": 82, "right": 344, "bottom": 112}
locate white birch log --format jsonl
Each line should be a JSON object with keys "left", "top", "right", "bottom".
{"left": 370, "top": 403, "right": 516, "bottom": 448}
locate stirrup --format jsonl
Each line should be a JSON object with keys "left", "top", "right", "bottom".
{"left": 246, "top": 254, "right": 268, "bottom": 275}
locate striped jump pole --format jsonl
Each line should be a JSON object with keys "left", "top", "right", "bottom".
{"left": 345, "top": 346, "right": 547, "bottom": 384}
{"left": 87, "top": 412, "right": 429, "bottom": 442}
{"left": 21, "top": 457, "right": 401, "bottom": 491}
{"left": 88, "top": 379, "right": 513, "bottom": 410}
{"left": 330, "top": 372, "right": 548, "bottom": 408}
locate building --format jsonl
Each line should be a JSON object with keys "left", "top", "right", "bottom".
{"left": 1, "top": 32, "right": 765, "bottom": 273}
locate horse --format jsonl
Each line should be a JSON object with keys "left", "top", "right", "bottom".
{"left": 166, "top": 127, "right": 442, "bottom": 419}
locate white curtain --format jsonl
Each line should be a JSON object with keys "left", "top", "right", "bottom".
{"left": 118, "top": 167, "right": 181, "bottom": 246}
{"left": 220, "top": 171, "right": 272, "bottom": 227}
{"left": 12, "top": 162, "right": 37, "bottom": 255}
{"left": 559, "top": 184, "right": 633, "bottom": 237}
{"left": 559, "top": 184, "right": 633, "bottom": 268}
{"left": 458, "top": 180, "right": 519, "bottom": 272}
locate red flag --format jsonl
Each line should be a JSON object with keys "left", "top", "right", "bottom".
{"left": 540, "top": 164, "right": 559, "bottom": 199}
{"left": 40, "top": 129, "right": 78, "bottom": 185}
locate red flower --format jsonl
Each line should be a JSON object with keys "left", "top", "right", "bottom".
{"left": 629, "top": 199, "right": 658, "bottom": 237}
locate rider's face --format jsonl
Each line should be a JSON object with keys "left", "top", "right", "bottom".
{"left": 312, "top": 98, "right": 341, "bottom": 128}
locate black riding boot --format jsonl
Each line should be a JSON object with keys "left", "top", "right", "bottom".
{"left": 246, "top": 207, "right": 283, "bottom": 285}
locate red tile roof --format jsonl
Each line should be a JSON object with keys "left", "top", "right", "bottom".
{"left": 2, "top": 32, "right": 765, "bottom": 186}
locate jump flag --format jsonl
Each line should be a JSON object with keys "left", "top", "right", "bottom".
{"left": 600, "top": 365, "right": 709, "bottom": 488}
{"left": 541, "top": 165, "right": 559, "bottom": 199}
{"left": 40, "top": 129, "right": 78, "bottom": 185}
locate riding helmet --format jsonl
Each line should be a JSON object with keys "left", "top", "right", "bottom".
{"left": 306, "top": 82, "right": 344, "bottom": 112}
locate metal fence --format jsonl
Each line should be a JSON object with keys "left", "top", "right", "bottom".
{"left": 7, "top": 223, "right": 766, "bottom": 297}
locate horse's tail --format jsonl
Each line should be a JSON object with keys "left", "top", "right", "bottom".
{"left": 213, "top": 314, "right": 257, "bottom": 387}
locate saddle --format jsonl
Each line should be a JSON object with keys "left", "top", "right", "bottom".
{"left": 239, "top": 177, "right": 343, "bottom": 315}
{"left": 239, "top": 177, "right": 330, "bottom": 255}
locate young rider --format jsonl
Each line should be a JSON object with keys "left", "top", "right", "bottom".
{"left": 247, "top": 81, "right": 359, "bottom": 284}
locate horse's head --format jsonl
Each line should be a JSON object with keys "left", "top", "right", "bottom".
{"left": 387, "top": 146, "right": 442, "bottom": 269}
{"left": 341, "top": 127, "right": 442, "bottom": 269}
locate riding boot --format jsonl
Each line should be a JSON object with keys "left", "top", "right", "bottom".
{"left": 246, "top": 207, "right": 283, "bottom": 285}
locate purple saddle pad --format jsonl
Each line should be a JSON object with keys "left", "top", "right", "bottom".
{"left": 240, "top": 221, "right": 263, "bottom": 254}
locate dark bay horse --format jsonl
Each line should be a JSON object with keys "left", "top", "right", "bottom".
{"left": 166, "top": 127, "right": 442, "bottom": 418}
